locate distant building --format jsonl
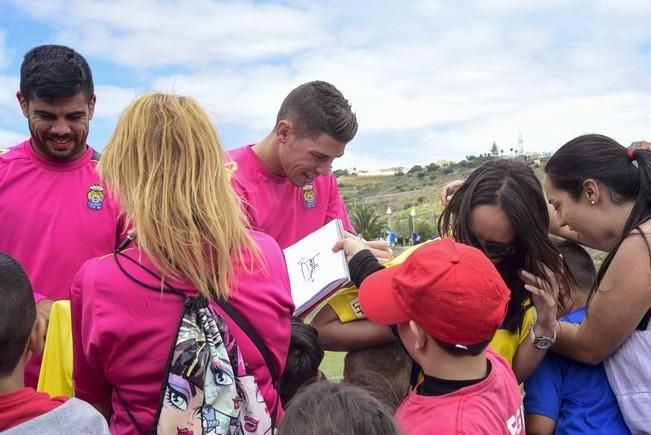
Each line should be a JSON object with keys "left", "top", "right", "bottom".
{"left": 632, "top": 140, "right": 651, "bottom": 150}
{"left": 524, "top": 151, "right": 541, "bottom": 161}
{"left": 355, "top": 167, "right": 403, "bottom": 177}
{"left": 436, "top": 160, "right": 455, "bottom": 168}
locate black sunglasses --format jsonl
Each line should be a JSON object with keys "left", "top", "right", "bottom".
{"left": 482, "top": 241, "right": 518, "bottom": 260}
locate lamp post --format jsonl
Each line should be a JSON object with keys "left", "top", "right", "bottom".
{"left": 410, "top": 207, "right": 417, "bottom": 245}
{"left": 386, "top": 206, "right": 393, "bottom": 245}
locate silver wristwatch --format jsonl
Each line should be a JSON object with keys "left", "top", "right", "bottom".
{"left": 529, "top": 321, "right": 556, "bottom": 350}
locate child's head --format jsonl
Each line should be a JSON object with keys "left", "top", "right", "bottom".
{"left": 279, "top": 318, "right": 324, "bottom": 407}
{"left": 278, "top": 381, "right": 401, "bottom": 435}
{"left": 359, "top": 239, "right": 510, "bottom": 360}
{"left": 554, "top": 240, "right": 596, "bottom": 316}
{"left": 0, "top": 253, "right": 43, "bottom": 378}
{"left": 554, "top": 240, "right": 596, "bottom": 292}
{"left": 343, "top": 341, "right": 412, "bottom": 413}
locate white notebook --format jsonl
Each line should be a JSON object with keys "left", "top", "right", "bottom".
{"left": 283, "top": 218, "right": 351, "bottom": 316}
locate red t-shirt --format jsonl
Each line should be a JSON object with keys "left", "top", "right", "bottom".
{"left": 0, "top": 388, "right": 67, "bottom": 431}
{"left": 396, "top": 350, "right": 525, "bottom": 435}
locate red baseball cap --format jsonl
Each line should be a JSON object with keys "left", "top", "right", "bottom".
{"left": 359, "top": 238, "right": 510, "bottom": 346}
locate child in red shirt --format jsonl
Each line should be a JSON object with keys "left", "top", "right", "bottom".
{"left": 356, "top": 239, "right": 525, "bottom": 434}
{"left": 0, "top": 253, "right": 108, "bottom": 434}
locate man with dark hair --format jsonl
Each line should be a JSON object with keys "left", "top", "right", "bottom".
{"left": 228, "top": 81, "right": 358, "bottom": 250}
{"left": 0, "top": 253, "right": 109, "bottom": 433}
{"left": 0, "top": 45, "right": 123, "bottom": 387}
{"left": 524, "top": 241, "right": 630, "bottom": 434}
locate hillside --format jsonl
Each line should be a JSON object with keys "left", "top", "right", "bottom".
{"left": 338, "top": 157, "right": 546, "bottom": 240}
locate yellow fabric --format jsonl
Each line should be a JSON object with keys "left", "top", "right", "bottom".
{"left": 489, "top": 305, "right": 535, "bottom": 365}
{"left": 37, "top": 300, "right": 73, "bottom": 398}
{"left": 328, "top": 240, "right": 436, "bottom": 322}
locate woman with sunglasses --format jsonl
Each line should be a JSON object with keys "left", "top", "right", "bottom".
{"left": 314, "top": 159, "right": 570, "bottom": 383}
{"left": 436, "top": 158, "right": 570, "bottom": 382}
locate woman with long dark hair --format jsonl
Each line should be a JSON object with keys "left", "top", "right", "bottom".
{"left": 437, "top": 158, "right": 571, "bottom": 382}
{"left": 316, "top": 158, "right": 570, "bottom": 383}
{"left": 525, "top": 134, "right": 651, "bottom": 432}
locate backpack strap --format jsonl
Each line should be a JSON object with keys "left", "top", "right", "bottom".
{"left": 115, "top": 388, "right": 147, "bottom": 435}
{"left": 90, "top": 147, "right": 101, "bottom": 161}
{"left": 214, "top": 296, "right": 280, "bottom": 426}
{"left": 114, "top": 248, "right": 280, "bottom": 429}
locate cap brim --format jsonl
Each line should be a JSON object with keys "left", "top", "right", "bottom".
{"left": 358, "top": 265, "right": 410, "bottom": 326}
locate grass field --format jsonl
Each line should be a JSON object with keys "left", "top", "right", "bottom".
{"left": 319, "top": 351, "right": 346, "bottom": 381}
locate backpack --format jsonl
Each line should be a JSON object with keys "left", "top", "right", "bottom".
{"left": 113, "top": 248, "right": 278, "bottom": 434}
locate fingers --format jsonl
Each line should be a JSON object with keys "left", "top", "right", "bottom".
{"left": 439, "top": 179, "right": 464, "bottom": 206}
{"left": 332, "top": 238, "right": 368, "bottom": 260}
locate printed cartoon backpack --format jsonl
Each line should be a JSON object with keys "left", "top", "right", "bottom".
{"left": 114, "top": 248, "right": 278, "bottom": 435}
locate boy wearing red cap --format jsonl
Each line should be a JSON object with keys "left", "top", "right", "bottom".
{"left": 356, "top": 238, "right": 525, "bottom": 434}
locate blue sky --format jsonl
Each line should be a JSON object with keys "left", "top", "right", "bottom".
{"left": 1, "top": 0, "right": 650, "bottom": 170}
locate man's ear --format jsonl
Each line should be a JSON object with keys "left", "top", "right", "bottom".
{"left": 88, "top": 94, "right": 97, "bottom": 121}
{"left": 28, "top": 317, "right": 47, "bottom": 356}
{"left": 16, "top": 92, "right": 29, "bottom": 118}
{"left": 276, "top": 120, "right": 292, "bottom": 144}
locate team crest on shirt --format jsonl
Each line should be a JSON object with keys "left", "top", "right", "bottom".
{"left": 303, "top": 184, "right": 316, "bottom": 208}
{"left": 87, "top": 184, "right": 105, "bottom": 211}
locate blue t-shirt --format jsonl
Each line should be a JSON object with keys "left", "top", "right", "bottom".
{"left": 524, "top": 307, "right": 630, "bottom": 434}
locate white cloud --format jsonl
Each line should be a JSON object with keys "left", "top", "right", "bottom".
{"left": 0, "top": 128, "right": 25, "bottom": 147}
{"left": 0, "top": 31, "right": 8, "bottom": 71}
{"left": 93, "top": 85, "right": 139, "bottom": 119}
{"left": 13, "top": 0, "right": 333, "bottom": 68}
{"left": 6, "top": 0, "right": 651, "bottom": 169}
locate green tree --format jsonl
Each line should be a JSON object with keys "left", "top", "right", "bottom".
{"left": 351, "top": 204, "right": 383, "bottom": 240}
{"left": 491, "top": 141, "right": 499, "bottom": 157}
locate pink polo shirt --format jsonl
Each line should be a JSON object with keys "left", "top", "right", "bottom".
{"left": 0, "top": 139, "right": 123, "bottom": 386}
{"left": 396, "top": 350, "right": 525, "bottom": 435}
{"left": 228, "top": 145, "right": 353, "bottom": 249}
{"left": 71, "top": 231, "right": 294, "bottom": 435}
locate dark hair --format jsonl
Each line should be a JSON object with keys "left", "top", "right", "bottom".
{"left": 438, "top": 159, "right": 572, "bottom": 332}
{"left": 343, "top": 341, "right": 412, "bottom": 413}
{"left": 0, "top": 253, "right": 35, "bottom": 376}
{"left": 278, "top": 382, "right": 401, "bottom": 435}
{"left": 20, "top": 45, "right": 94, "bottom": 102}
{"left": 545, "top": 134, "right": 651, "bottom": 299}
{"left": 276, "top": 81, "right": 358, "bottom": 143}
{"left": 553, "top": 240, "right": 596, "bottom": 291}
{"left": 279, "top": 318, "right": 324, "bottom": 407}
{"left": 434, "top": 338, "right": 492, "bottom": 357}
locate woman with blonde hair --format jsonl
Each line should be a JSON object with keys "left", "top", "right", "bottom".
{"left": 70, "top": 93, "right": 293, "bottom": 434}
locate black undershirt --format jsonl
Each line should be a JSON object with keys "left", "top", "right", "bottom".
{"left": 349, "top": 249, "right": 492, "bottom": 396}
{"left": 417, "top": 361, "right": 492, "bottom": 396}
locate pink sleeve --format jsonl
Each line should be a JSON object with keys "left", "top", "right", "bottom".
{"left": 230, "top": 172, "right": 254, "bottom": 225}
{"left": 70, "top": 260, "right": 112, "bottom": 404}
{"left": 327, "top": 175, "right": 355, "bottom": 232}
{"left": 33, "top": 292, "right": 48, "bottom": 304}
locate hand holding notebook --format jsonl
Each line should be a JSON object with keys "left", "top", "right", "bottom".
{"left": 283, "top": 219, "right": 351, "bottom": 315}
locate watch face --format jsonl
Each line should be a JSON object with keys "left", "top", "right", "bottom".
{"left": 533, "top": 337, "right": 554, "bottom": 349}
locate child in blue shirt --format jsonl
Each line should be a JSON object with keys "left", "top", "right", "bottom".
{"left": 524, "top": 241, "right": 630, "bottom": 434}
